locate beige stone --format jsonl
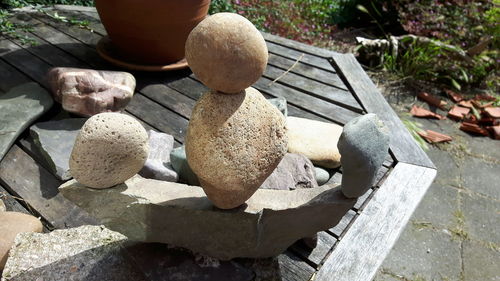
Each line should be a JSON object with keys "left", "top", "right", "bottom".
{"left": 0, "top": 199, "right": 5, "bottom": 212}
{"left": 0, "top": 212, "right": 43, "bottom": 269}
{"left": 287, "top": 116, "right": 343, "bottom": 168}
{"left": 69, "top": 113, "right": 149, "bottom": 189}
{"left": 47, "top": 67, "right": 135, "bottom": 116}
{"left": 185, "top": 87, "right": 287, "bottom": 209}
{"left": 185, "top": 13, "right": 268, "bottom": 94}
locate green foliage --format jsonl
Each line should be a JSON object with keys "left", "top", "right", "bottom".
{"left": 209, "top": 0, "right": 236, "bottom": 14}
{"left": 401, "top": 116, "right": 429, "bottom": 150}
{"left": 0, "top": 9, "right": 37, "bottom": 45}
{"left": 2, "top": 0, "right": 94, "bottom": 8}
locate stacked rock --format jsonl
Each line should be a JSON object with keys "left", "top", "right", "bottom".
{"left": 185, "top": 13, "right": 288, "bottom": 209}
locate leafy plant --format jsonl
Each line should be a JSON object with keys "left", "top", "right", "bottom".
{"left": 401, "top": 116, "right": 429, "bottom": 150}
{"left": 0, "top": 9, "right": 37, "bottom": 45}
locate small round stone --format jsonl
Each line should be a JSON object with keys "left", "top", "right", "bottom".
{"left": 69, "top": 112, "right": 149, "bottom": 189}
{"left": 185, "top": 13, "right": 268, "bottom": 94}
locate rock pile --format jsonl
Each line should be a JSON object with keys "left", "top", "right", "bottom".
{"left": 185, "top": 13, "right": 288, "bottom": 209}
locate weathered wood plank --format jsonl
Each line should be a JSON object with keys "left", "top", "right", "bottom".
{"left": 0, "top": 145, "right": 98, "bottom": 228}
{"left": 353, "top": 188, "right": 373, "bottom": 211}
{"left": 0, "top": 57, "right": 34, "bottom": 92}
{"left": 330, "top": 53, "right": 435, "bottom": 169}
{"left": 138, "top": 83, "right": 196, "bottom": 119}
{"left": 263, "top": 64, "right": 361, "bottom": 111}
{"left": 262, "top": 32, "right": 335, "bottom": 59}
{"left": 328, "top": 209, "right": 357, "bottom": 238}
{"left": 315, "top": 163, "right": 437, "bottom": 281}
{"left": 266, "top": 41, "right": 335, "bottom": 73}
{"left": 291, "top": 231, "right": 337, "bottom": 267}
{"left": 277, "top": 250, "right": 315, "bottom": 281}
{"left": 267, "top": 53, "right": 345, "bottom": 89}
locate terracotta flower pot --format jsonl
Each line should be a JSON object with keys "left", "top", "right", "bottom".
{"left": 95, "top": 0, "right": 210, "bottom": 65}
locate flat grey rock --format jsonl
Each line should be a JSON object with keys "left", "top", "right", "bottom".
{"left": 170, "top": 145, "right": 200, "bottom": 185}
{"left": 59, "top": 175, "right": 355, "bottom": 260}
{"left": 0, "top": 83, "right": 53, "bottom": 162}
{"left": 260, "top": 153, "right": 317, "bottom": 190}
{"left": 139, "top": 130, "right": 178, "bottom": 182}
{"left": 1, "top": 225, "right": 146, "bottom": 281}
{"left": 314, "top": 167, "right": 330, "bottom": 186}
{"left": 338, "top": 113, "right": 390, "bottom": 198}
{"left": 267, "top": 97, "right": 287, "bottom": 116}
{"left": 30, "top": 118, "right": 86, "bottom": 180}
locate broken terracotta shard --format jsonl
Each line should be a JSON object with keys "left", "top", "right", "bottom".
{"left": 483, "top": 107, "right": 500, "bottom": 119}
{"left": 487, "top": 125, "right": 500, "bottom": 140}
{"left": 410, "top": 105, "right": 446, "bottom": 120}
{"left": 458, "top": 100, "right": 474, "bottom": 108}
{"left": 417, "top": 130, "right": 452, "bottom": 143}
{"left": 447, "top": 106, "right": 470, "bottom": 120}
{"left": 417, "top": 92, "right": 447, "bottom": 109}
{"left": 443, "top": 89, "right": 463, "bottom": 103}
{"left": 460, "top": 122, "right": 489, "bottom": 136}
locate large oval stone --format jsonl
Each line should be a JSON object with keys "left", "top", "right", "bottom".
{"left": 185, "top": 87, "right": 287, "bottom": 209}
{"left": 185, "top": 13, "right": 268, "bottom": 94}
{"left": 69, "top": 113, "right": 149, "bottom": 189}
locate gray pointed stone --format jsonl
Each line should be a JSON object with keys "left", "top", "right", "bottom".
{"left": 314, "top": 167, "right": 330, "bottom": 186}
{"left": 338, "top": 113, "right": 390, "bottom": 198}
{"left": 260, "top": 153, "right": 317, "bottom": 190}
{"left": 1, "top": 225, "right": 146, "bottom": 281}
{"left": 0, "top": 83, "right": 53, "bottom": 162}
{"left": 59, "top": 175, "right": 355, "bottom": 260}
{"left": 30, "top": 118, "right": 87, "bottom": 180}
{"left": 267, "top": 97, "right": 287, "bottom": 116}
{"left": 170, "top": 145, "right": 200, "bottom": 185}
{"left": 139, "top": 130, "right": 178, "bottom": 182}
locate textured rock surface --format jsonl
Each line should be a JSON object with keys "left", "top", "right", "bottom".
{"left": 314, "top": 167, "right": 330, "bottom": 186}
{"left": 1, "top": 225, "right": 146, "bottom": 281}
{"left": 170, "top": 146, "right": 200, "bottom": 186}
{"left": 138, "top": 130, "right": 178, "bottom": 182}
{"left": 59, "top": 175, "right": 355, "bottom": 260}
{"left": 186, "top": 88, "right": 287, "bottom": 209}
{"left": 70, "top": 113, "right": 149, "bottom": 189}
{"left": 338, "top": 113, "right": 390, "bottom": 198}
{"left": 47, "top": 67, "right": 135, "bottom": 116}
{"left": 30, "top": 118, "right": 86, "bottom": 180}
{"left": 0, "top": 199, "right": 5, "bottom": 212}
{"left": 268, "top": 97, "right": 287, "bottom": 116}
{"left": 0, "top": 83, "right": 53, "bottom": 162}
{"left": 260, "top": 153, "right": 317, "bottom": 190}
{"left": 185, "top": 13, "right": 268, "bottom": 94}
{"left": 287, "top": 116, "right": 343, "bottom": 168}
{"left": 0, "top": 212, "right": 43, "bottom": 270}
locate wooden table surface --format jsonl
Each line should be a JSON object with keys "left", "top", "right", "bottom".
{"left": 0, "top": 5, "right": 436, "bottom": 281}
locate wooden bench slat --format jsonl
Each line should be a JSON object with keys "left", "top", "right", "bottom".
{"left": 290, "top": 231, "right": 337, "bottom": 267}
{"left": 315, "top": 163, "right": 436, "bottom": 281}
{"left": 277, "top": 250, "right": 316, "bottom": 281}
{"left": 0, "top": 145, "right": 98, "bottom": 228}
{"left": 266, "top": 41, "right": 335, "bottom": 73}
{"left": 262, "top": 32, "right": 335, "bottom": 59}
{"left": 328, "top": 209, "right": 357, "bottom": 238}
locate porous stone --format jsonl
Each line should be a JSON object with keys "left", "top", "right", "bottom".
{"left": 69, "top": 113, "right": 149, "bottom": 189}
{"left": 267, "top": 97, "right": 287, "bottom": 116}
{"left": 1, "top": 225, "right": 146, "bottom": 281}
{"left": 29, "top": 118, "right": 86, "bottom": 180}
{"left": 0, "top": 199, "right": 5, "bottom": 212}
{"left": 338, "top": 114, "right": 390, "bottom": 198}
{"left": 260, "top": 153, "right": 317, "bottom": 190}
{"left": 185, "top": 13, "right": 268, "bottom": 94}
{"left": 138, "top": 130, "right": 178, "bottom": 182}
{"left": 170, "top": 146, "right": 200, "bottom": 185}
{"left": 0, "top": 212, "right": 43, "bottom": 270}
{"left": 314, "top": 167, "right": 330, "bottom": 186}
{"left": 0, "top": 83, "right": 53, "bottom": 162}
{"left": 287, "top": 116, "right": 343, "bottom": 168}
{"left": 186, "top": 88, "right": 287, "bottom": 209}
{"left": 47, "top": 67, "right": 135, "bottom": 116}
{"left": 59, "top": 175, "right": 355, "bottom": 260}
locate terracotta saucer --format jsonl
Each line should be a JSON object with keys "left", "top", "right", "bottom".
{"left": 96, "top": 36, "right": 189, "bottom": 71}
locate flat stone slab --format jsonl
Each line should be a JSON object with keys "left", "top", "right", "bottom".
{"left": 59, "top": 175, "right": 355, "bottom": 260}
{"left": 1, "top": 225, "right": 146, "bottom": 281}
{"left": 29, "top": 118, "right": 86, "bottom": 180}
{"left": 0, "top": 83, "right": 53, "bottom": 161}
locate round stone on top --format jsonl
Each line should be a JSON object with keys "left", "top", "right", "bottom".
{"left": 69, "top": 112, "right": 149, "bottom": 189}
{"left": 185, "top": 13, "right": 268, "bottom": 94}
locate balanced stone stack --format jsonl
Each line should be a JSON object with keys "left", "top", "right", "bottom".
{"left": 185, "top": 13, "right": 288, "bottom": 209}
